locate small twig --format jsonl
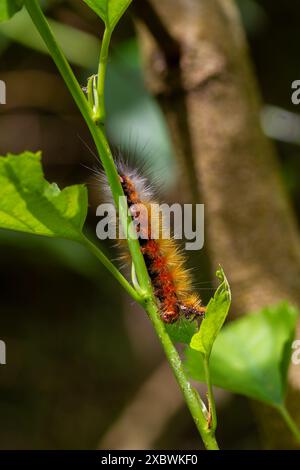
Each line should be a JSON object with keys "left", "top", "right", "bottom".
{"left": 203, "top": 357, "right": 217, "bottom": 432}
{"left": 276, "top": 404, "right": 300, "bottom": 443}
{"left": 25, "top": 0, "right": 220, "bottom": 450}
{"left": 82, "top": 236, "right": 142, "bottom": 304}
{"left": 96, "top": 28, "right": 112, "bottom": 124}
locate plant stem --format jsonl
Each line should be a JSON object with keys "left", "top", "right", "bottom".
{"left": 96, "top": 27, "right": 112, "bottom": 124}
{"left": 25, "top": 0, "right": 151, "bottom": 294}
{"left": 25, "top": 0, "right": 219, "bottom": 450}
{"left": 24, "top": 1, "right": 91, "bottom": 129}
{"left": 276, "top": 404, "right": 300, "bottom": 443}
{"left": 82, "top": 236, "right": 142, "bottom": 304}
{"left": 203, "top": 357, "right": 217, "bottom": 433}
{"left": 145, "top": 300, "right": 219, "bottom": 450}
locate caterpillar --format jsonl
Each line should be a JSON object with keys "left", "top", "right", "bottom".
{"left": 115, "top": 162, "right": 206, "bottom": 324}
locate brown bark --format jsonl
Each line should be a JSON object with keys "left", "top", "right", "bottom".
{"left": 134, "top": 0, "right": 300, "bottom": 448}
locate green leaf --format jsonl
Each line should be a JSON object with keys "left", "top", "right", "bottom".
{"left": 83, "top": 0, "right": 132, "bottom": 30}
{"left": 0, "top": 0, "right": 23, "bottom": 22}
{"left": 190, "top": 267, "right": 231, "bottom": 359}
{"left": 166, "top": 318, "right": 198, "bottom": 345}
{"left": 0, "top": 152, "right": 88, "bottom": 241}
{"left": 185, "top": 302, "right": 299, "bottom": 407}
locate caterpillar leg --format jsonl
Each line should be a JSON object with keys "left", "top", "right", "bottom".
{"left": 179, "top": 303, "right": 206, "bottom": 321}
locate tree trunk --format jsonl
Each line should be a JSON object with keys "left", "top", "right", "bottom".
{"left": 134, "top": 0, "right": 300, "bottom": 449}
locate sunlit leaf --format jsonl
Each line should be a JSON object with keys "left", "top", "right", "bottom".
{"left": 83, "top": 0, "right": 132, "bottom": 30}
{"left": 185, "top": 302, "right": 298, "bottom": 406}
{"left": 166, "top": 318, "right": 198, "bottom": 345}
{"left": 0, "top": 0, "right": 23, "bottom": 22}
{"left": 190, "top": 267, "right": 231, "bottom": 359}
{"left": 0, "top": 152, "right": 87, "bottom": 241}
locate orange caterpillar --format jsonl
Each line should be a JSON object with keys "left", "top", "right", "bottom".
{"left": 117, "top": 163, "right": 205, "bottom": 324}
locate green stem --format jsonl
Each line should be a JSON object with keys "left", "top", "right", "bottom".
{"left": 146, "top": 300, "right": 219, "bottom": 450}
{"left": 96, "top": 27, "right": 112, "bottom": 124}
{"left": 276, "top": 404, "right": 300, "bottom": 443}
{"left": 25, "top": 0, "right": 151, "bottom": 295}
{"left": 25, "top": 0, "right": 219, "bottom": 450}
{"left": 24, "top": 1, "right": 91, "bottom": 130}
{"left": 82, "top": 236, "right": 142, "bottom": 305}
{"left": 203, "top": 357, "right": 217, "bottom": 433}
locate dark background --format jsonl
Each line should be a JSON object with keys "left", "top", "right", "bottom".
{"left": 0, "top": 0, "right": 299, "bottom": 449}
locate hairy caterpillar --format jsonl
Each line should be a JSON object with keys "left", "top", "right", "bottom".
{"left": 115, "top": 161, "right": 206, "bottom": 324}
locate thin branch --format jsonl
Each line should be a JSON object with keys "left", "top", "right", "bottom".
{"left": 25, "top": 0, "right": 220, "bottom": 450}
{"left": 82, "top": 236, "right": 142, "bottom": 304}
{"left": 96, "top": 27, "right": 112, "bottom": 124}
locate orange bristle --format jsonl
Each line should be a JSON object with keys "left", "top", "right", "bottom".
{"left": 117, "top": 164, "right": 205, "bottom": 324}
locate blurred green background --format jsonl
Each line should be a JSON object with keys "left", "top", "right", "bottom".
{"left": 0, "top": 0, "right": 299, "bottom": 449}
